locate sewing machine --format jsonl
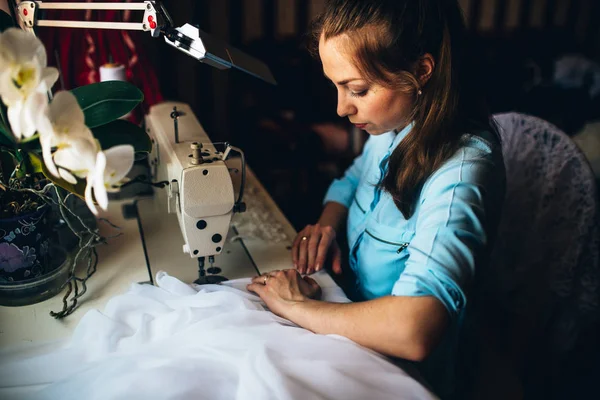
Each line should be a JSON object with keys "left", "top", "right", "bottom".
{"left": 143, "top": 101, "right": 254, "bottom": 283}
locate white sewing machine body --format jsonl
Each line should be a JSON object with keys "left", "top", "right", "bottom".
{"left": 145, "top": 102, "right": 239, "bottom": 258}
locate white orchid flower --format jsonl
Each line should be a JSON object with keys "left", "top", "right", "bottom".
{"left": 52, "top": 137, "right": 108, "bottom": 215}
{"left": 103, "top": 145, "right": 134, "bottom": 191}
{"left": 86, "top": 151, "right": 108, "bottom": 215}
{"left": 36, "top": 91, "right": 94, "bottom": 177}
{"left": 6, "top": 88, "right": 47, "bottom": 140}
{"left": 52, "top": 136, "right": 98, "bottom": 182}
{"left": 79, "top": 146, "right": 134, "bottom": 213}
{"left": 0, "top": 28, "right": 58, "bottom": 139}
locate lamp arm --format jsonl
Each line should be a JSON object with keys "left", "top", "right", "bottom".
{"left": 10, "top": 0, "right": 276, "bottom": 84}
{"left": 14, "top": 1, "right": 167, "bottom": 37}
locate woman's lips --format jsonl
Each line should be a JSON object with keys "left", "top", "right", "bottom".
{"left": 354, "top": 123, "right": 367, "bottom": 129}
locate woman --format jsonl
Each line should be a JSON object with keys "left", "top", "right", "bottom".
{"left": 247, "top": 0, "right": 505, "bottom": 398}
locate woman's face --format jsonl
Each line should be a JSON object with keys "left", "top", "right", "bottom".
{"left": 319, "top": 34, "right": 413, "bottom": 135}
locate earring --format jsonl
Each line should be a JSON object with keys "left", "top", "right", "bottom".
{"left": 417, "top": 89, "right": 423, "bottom": 96}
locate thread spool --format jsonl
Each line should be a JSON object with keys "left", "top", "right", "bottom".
{"left": 99, "top": 62, "right": 126, "bottom": 82}
{"left": 99, "top": 62, "right": 130, "bottom": 119}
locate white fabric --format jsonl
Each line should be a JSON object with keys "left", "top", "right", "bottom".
{"left": 0, "top": 271, "right": 437, "bottom": 400}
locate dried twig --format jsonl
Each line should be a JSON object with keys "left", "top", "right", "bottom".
{"left": 16, "top": 183, "right": 116, "bottom": 318}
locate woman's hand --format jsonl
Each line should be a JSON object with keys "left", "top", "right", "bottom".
{"left": 247, "top": 269, "right": 322, "bottom": 318}
{"left": 292, "top": 224, "right": 343, "bottom": 275}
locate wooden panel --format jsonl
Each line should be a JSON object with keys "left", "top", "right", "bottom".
{"left": 243, "top": 0, "right": 263, "bottom": 43}
{"left": 575, "top": 0, "right": 593, "bottom": 42}
{"left": 554, "top": 0, "right": 571, "bottom": 27}
{"left": 469, "top": 0, "right": 483, "bottom": 30}
{"left": 506, "top": 0, "right": 522, "bottom": 30}
{"left": 530, "top": 0, "right": 547, "bottom": 28}
{"left": 276, "top": 0, "right": 296, "bottom": 38}
{"left": 309, "top": 0, "right": 326, "bottom": 20}
{"left": 458, "top": 0, "right": 472, "bottom": 25}
{"left": 479, "top": 0, "right": 497, "bottom": 30}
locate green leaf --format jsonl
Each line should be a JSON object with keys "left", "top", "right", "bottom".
{"left": 20, "top": 133, "right": 40, "bottom": 144}
{"left": 27, "top": 152, "right": 44, "bottom": 174}
{"left": 71, "top": 81, "right": 144, "bottom": 129}
{"left": 0, "top": 102, "right": 16, "bottom": 147}
{"left": 0, "top": 149, "right": 16, "bottom": 185}
{"left": 20, "top": 134, "right": 41, "bottom": 153}
{"left": 0, "top": 127, "right": 15, "bottom": 148}
{"left": 92, "top": 119, "right": 152, "bottom": 154}
{"left": 0, "top": 9, "right": 15, "bottom": 33}
{"left": 27, "top": 153, "right": 87, "bottom": 200}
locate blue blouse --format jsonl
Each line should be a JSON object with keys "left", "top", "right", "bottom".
{"left": 323, "top": 123, "right": 505, "bottom": 397}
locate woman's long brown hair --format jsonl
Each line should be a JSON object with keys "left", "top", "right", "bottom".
{"left": 310, "top": 0, "right": 491, "bottom": 218}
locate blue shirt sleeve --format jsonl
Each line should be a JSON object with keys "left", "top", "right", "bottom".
{"left": 391, "top": 147, "right": 499, "bottom": 318}
{"left": 322, "top": 140, "right": 371, "bottom": 208}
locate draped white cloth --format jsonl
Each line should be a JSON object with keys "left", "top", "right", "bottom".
{"left": 0, "top": 271, "right": 437, "bottom": 400}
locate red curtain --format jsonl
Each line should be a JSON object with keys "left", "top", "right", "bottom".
{"left": 38, "top": 0, "right": 163, "bottom": 124}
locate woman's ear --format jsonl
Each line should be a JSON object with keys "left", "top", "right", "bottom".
{"left": 415, "top": 53, "right": 435, "bottom": 87}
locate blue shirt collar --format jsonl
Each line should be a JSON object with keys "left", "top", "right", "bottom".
{"left": 389, "top": 122, "right": 415, "bottom": 151}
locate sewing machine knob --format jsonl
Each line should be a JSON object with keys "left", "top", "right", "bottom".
{"left": 196, "top": 220, "right": 207, "bottom": 230}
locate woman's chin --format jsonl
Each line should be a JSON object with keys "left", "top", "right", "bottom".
{"left": 366, "top": 128, "right": 386, "bottom": 135}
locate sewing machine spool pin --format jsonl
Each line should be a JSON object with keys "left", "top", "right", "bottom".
{"left": 170, "top": 106, "right": 185, "bottom": 144}
{"left": 190, "top": 142, "right": 204, "bottom": 165}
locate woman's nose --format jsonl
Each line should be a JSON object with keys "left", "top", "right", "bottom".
{"left": 337, "top": 93, "right": 356, "bottom": 117}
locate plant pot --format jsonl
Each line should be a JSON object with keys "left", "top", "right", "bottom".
{"left": 0, "top": 204, "right": 66, "bottom": 284}
{"left": 0, "top": 247, "right": 70, "bottom": 306}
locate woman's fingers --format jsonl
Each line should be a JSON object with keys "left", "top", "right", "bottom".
{"left": 301, "top": 275, "right": 322, "bottom": 299}
{"left": 291, "top": 231, "right": 303, "bottom": 268}
{"left": 306, "top": 230, "right": 323, "bottom": 274}
{"left": 314, "top": 226, "right": 335, "bottom": 272}
{"left": 291, "top": 224, "right": 339, "bottom": 275}
{"left": 251, "top": 274, "right": 269, "bottom": 285}
{"left": 292, "top": 227, "right": 311, "bottom": 273}
{"left": 331, "top": 242, "right": 343, "bottom": 275}
{"left": 297, "top": 231, "right": 311, "bottom": 274}
{"left": 246, "top": 282, "right": 266, "bottom": 296}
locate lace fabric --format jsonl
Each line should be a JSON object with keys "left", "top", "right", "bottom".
{"left": 486, "top": 112, "right": 599, "bottom": 362}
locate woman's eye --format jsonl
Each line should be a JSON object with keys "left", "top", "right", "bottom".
{"left": 350, "top": 90, "right": 368, "bottom": 97}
